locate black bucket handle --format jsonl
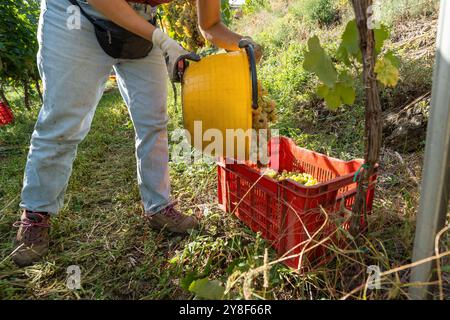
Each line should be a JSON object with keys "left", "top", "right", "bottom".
{"left": 239, "top": 41, "right": 259, "bottom": 110}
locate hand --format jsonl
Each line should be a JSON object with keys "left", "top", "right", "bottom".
{"left": 239, "top": 36, "right": 263, "bottom": 63}
{"left": 152, "top": 28, "right": 201, "bottom": 82}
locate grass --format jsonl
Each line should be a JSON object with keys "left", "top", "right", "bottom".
{"left": 1, "top": 0, "right": 448, "bottom": 300}
{"left": 376, "top": 0, "right": 440, "bottom": 25}
{"left": 0, "top": 86, "right": 289, "bottom": 300}
{"left": 1, "top": 83, "right": 447, "bottom": 300}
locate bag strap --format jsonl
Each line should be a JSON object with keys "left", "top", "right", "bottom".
{"left": 68, "top": 0, "right": 103, "bottom": 28}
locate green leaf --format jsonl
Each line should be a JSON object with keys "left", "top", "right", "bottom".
{"left": 337, "top": 20, "right": 362, "bottom": 64}
{"left": 339, "top": 20, "right": 360, "bottom": 57}
{"left": 337, "top": 83, "right": 356, "bottom": 105}
{"left": 0, "top": 0, "right": 40, "bottom": 85}
{"left": 441, "top": 265, "right": 450, "bottom": 273}
{"left": 168, "top": 255, "right": 179, "bottom": 264}
{"left": 226, "top": 258, "right": 249, "bottom": 274}
{"left": 303, "top": 36, "right": 338, "bottom": 87}
{"left": 181, "top": 272, "right": 198, "bottom": 291}
{"left": 318, "top": 72, "right": 356, "bottom": 111}
{"left": 384, "top": 50, "right": 400, "bottom": 68}
{"left": 324, "top": 92, "right": 342, "bottom": 111}
{"left": 336, "top": 45, "right": 350, "bottom": 66}
{"left": 339, "top": 71, "right": 354, "bottom": 86}
{"left": 317, "top": 84, "right": 329, "bottom": 98}
{"left": 220, "top": 0, "right": 232, "bottom": 26}
{"left": 189, "top": 278, "right": 225, "bottom": 300}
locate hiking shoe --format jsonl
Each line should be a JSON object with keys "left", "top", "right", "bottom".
{"left": 146, "top": 202, "right": 199, "bottom": 234}
{"left": 11, "top": 211, "right": 51, "bottom": 267}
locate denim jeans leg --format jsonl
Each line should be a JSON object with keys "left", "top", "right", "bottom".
{"left": 113, "top": 47, "right": 170, "bottom": 214}
{"left": 20, "top": 0, "right": 115, "bottom": 214}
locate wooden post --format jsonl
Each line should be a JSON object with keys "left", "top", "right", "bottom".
{"left": 350, "top": 0, "right": 383, "bottom": 235}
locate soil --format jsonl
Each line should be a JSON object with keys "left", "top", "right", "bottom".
{"left": 382, "top": 16, "right": 438, "bottom": 153}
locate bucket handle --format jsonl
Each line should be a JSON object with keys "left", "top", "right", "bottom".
{"left": 239, "top": 40, "right": 259, "bottom": 110}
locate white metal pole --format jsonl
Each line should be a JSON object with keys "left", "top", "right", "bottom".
{"left": 409, "top": 0, "right": 450, "bottom": 300}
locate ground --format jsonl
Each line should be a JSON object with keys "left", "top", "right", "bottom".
{"left": 1, "top": 84, "right": 447, "bottom": 300}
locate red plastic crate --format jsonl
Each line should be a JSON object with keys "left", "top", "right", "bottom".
{"left": 0, "top": 101, "right": 14, "bottom": 126}
{"left": 218, "top": 136, "right": 377, "bottom": 270}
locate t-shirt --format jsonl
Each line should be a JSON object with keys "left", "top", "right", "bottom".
{"left": 126, "top": 0, "right": 173, "bottom": 20}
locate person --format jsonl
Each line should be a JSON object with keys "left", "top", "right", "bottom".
{"left": 11, "top": 0, "right": 262, "bottom": 267}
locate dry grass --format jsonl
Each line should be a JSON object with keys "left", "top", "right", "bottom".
{"left": 222, "top": 147, "right": 449, "bottom": 300}
{"left": 0, "top": 83, "right": 448, "bottom": 300}
{"left": 0, "top": 0, "right": 448, "bottom": 300}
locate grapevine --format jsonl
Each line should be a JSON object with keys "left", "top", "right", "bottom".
{"left": 0, "top": 0, "right": 40, "bottom": 108}
{"left": 374, "top": 53, "right": 400, "bottom": 87}
{"left": 303, "top": 20, "right": 400, "bottom": 111}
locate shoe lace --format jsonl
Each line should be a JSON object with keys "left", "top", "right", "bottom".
{"left": 162, "top": 202, "right": 184, "bottom": 223}
{"left": 13, "top": 213, "right": 50, "bottom": 243}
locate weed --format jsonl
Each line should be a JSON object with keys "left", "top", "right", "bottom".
{"left": 0, "top": 0, "right": 447, "bottom": 300}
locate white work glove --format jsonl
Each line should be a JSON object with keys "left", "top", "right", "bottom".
{"left": 152, "top": 28, "right": 200, "bottom": 82}
{"left": 239, "top": 36, "right": 263, "bottom": 63}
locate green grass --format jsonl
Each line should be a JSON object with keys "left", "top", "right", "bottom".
{"left": 1, "top": 82, "right": 443, "bottom": 300}
{"left": 377, "top": 0, "right": 439, "bottom": 25}
{"left": 0, "top": 87, "right": 277, "bottom": 299}
{"left": 290, "top": 0, "right": 341, "bottom": 27}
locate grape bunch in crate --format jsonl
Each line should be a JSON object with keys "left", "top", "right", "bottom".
{"left": 0, "top": 0, "right": 446, "bottom": 302}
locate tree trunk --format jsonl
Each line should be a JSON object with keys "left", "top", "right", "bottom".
{"left": 350, "top": 0, "right": 383, "bottom": 235}
{"left": 23, "top": 80, "right": 30, "bottom": 110}
{"left": 34, "top": 76, "right": 43, "bottom": 103}
{"left": 0, "top": 85, "right": 10, "bottom": 107}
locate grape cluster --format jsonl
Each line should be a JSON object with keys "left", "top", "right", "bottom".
{"left": 161, "top": 0, "right": 205, "bottom": 51}
{"left": 252, "top": 81, "right": 277, "bottom": 131}
{"left": 263, "top": 169, "right": 319, "bottom": 187}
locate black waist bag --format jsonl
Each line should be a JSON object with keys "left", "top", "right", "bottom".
{"left": 69, "top": 0, "right": 154, "bottom": 59}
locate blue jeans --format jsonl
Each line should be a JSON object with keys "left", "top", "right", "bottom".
{"left": 20, "top": 0, "right": 170, "bottom": 215}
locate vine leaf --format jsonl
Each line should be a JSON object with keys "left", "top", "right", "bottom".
{"left": 188, "top": 278, "right": 225, "bottom": 300}
{"left": 180, "top": 271, "right": 198, "bottom": 291}
{"left": 303, "top": 36, "right": 338, "bottom": 87}
{"left": 317, "top": 80, "right": 356, "bottom": 111}
{"left": 384, "top": 50, "right": 400, "bottom": 68}
{"left": 337, "top": 20, "right": 361, "bottom": 65}
{"left": 337, "top": 20, "right": 390, "bottom": 63}
{"left": 339, "top": 70, "right": 354, "bottom": 86}
{"left": 337, "top": 83, "right": 356, "bottom": 105}
{"left": 375, "top": 54, "right": 400, "bottom": 87}
{"left": 306, "top": 18, "right": 396, "bottom": 110}
{"left": 317, "top": 84, "right": 330, "bottom": 99}
{"left": 374, "top": 24, "right": 390, "bottom": 55}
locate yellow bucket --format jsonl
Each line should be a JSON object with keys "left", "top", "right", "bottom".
{"left": 181, "top": 46, "right": 259, "bottom": 160}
